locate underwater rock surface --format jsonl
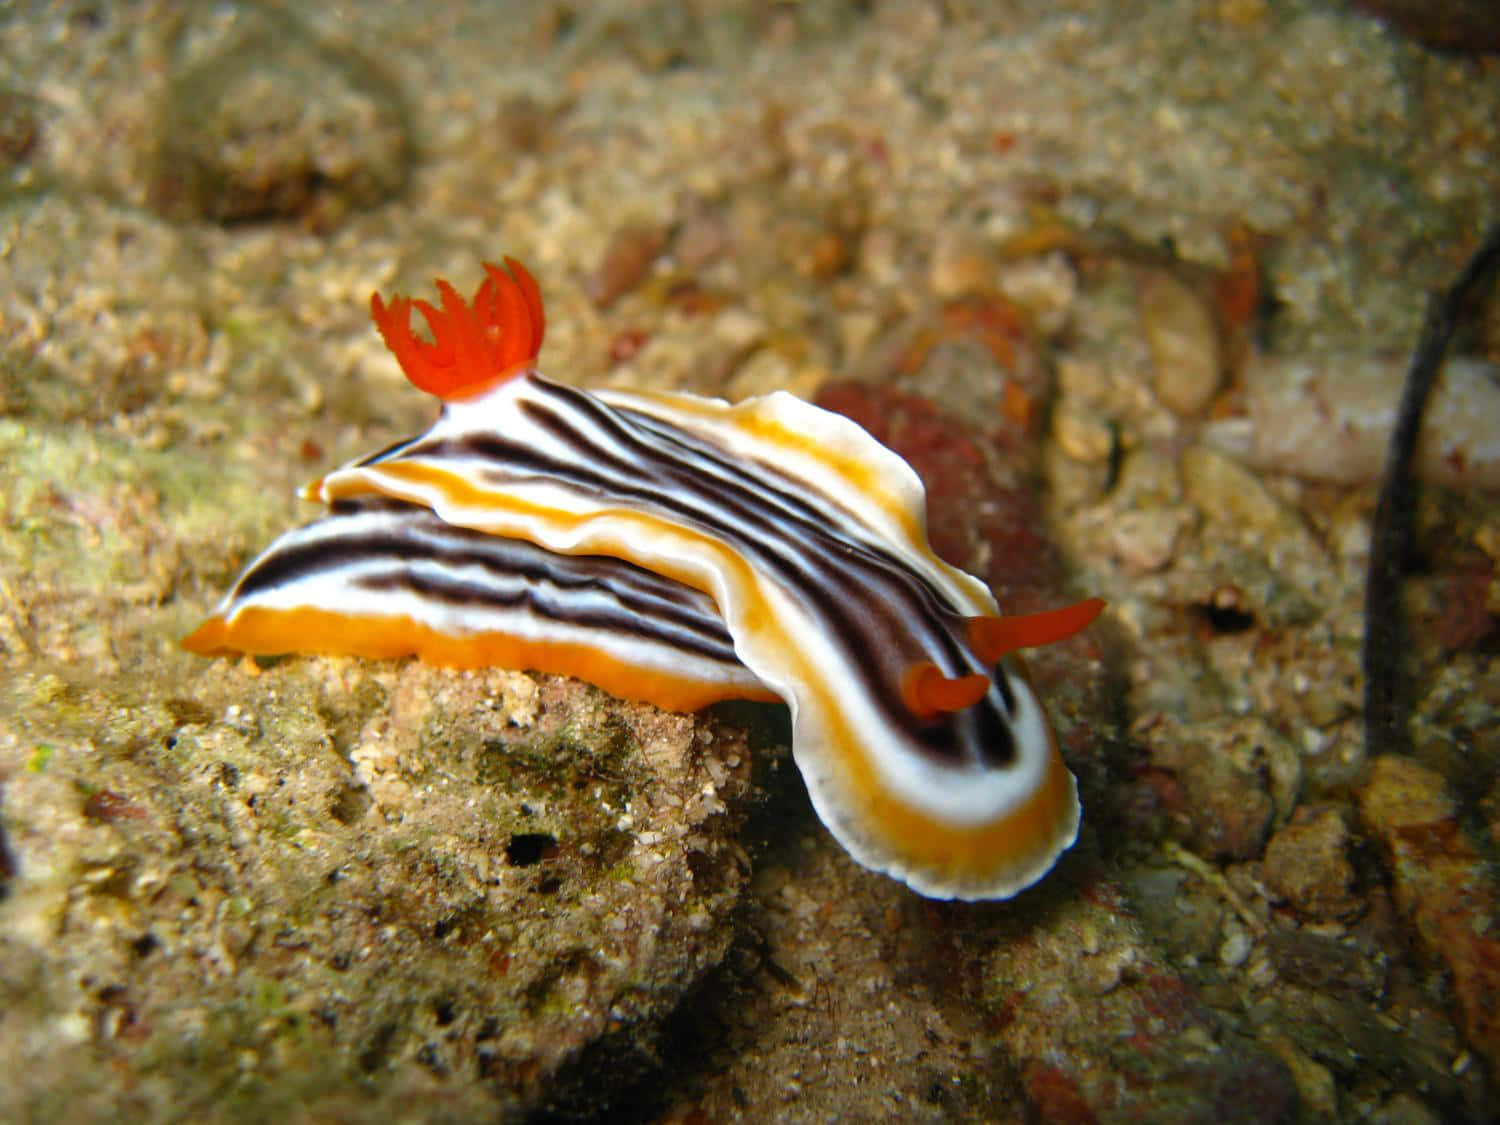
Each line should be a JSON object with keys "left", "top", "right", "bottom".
{"left": 1, "top": 0, "right": 1498, "bottom": 1120}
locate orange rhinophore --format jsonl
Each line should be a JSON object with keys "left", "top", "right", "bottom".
{"left": 967, "top": 598, "right": 1106, "bottom": 664}
{"left": 901, "top": 663, "right": 992, "bottom": 721}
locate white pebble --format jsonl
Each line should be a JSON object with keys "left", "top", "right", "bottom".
{"left": 1139, "top": 269, "right": 1223, "bottom": 417}
{"left": 1110, "top": 508, "right": 1189, "bottom": 572}
{"left": 1226, "top": 354, "right": 1500, "bottom": 489}
{"left": 1053, "top": 400, "right": 1114, "bottom": 463}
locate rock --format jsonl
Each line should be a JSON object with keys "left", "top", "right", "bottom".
{"left": 997, "top": 252, "right": 1078, "bottom": 338}
{"left": 1261, "top": 806, "right": 1363, "bottom": 922}
{"left": 1181, "top": 445, "right": 1308, "bottom": 543}
{"left": 586, "top": 222, "right": 670, "bottom": 309}
{"left": 673, "top": 211, "right": 731, "bottom": 272}
{"left": 1139, "top": 269, "right": 1223, "bottom": 417}
{"left": 1263, "top": 1031, "right": 1338, "bottom": 1119}
{"left": 1110, "top": 507, "right": 1191, "bottom": 573}
{"left": 1182, "top": 752, "right": 1275, "bottom": 861}
{"left": 1147, "top": 717, "right": 1282, "bottom": 862}
{"left": 985, "top": 889, "right": 1299, "bottom": 1124}
{"left": 1370, "top": 1092, "right": 1446, "bottom": 1125}
{"left": 0, "top": 819, "right": 13, "bottom": 899}
{"left": 1052, "top": 399, "right": 1114, "bottom": 464}
{"left": 928, "top": 233, "right": 994, "bottom": 300}
{"left": 777, "top": 214, "right": 851, "bottom": 282}
{"left": 1351, "top": 0, "right": 1500, "bottom": 52}
{"left": 0, "top": 660, "right": 762, "bottom": 1119}
{"left": 0, "top": 87, "right": 41, "bottom": 168}
{"left": 153, "top": 15, "right": 407, "bottom": 226}
{"left": 1219, "top": 354, "right": 1500, "bottom": 490}
{"left": 1359, "top": 755, "right": 1500, "bottom": 1078}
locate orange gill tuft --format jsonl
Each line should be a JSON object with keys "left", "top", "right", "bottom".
{"left": 370, "top": 257, "right": 546, "bottom": 402}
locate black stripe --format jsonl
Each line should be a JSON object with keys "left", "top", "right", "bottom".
{"left": 233, "top": 500, "right": 743, "bottom": 665}
{"left": 539, "top": 384, "right": 1019, "bottom": 770}
{"left": 355, "top": 568, "right": 742, "bottom": 665}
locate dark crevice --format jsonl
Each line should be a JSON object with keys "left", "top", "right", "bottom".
{"left": 505, "top": 832, "right": 558, "bottom": 867}
{"left": 0, "top": 813, "right": 15, "bottom": 900}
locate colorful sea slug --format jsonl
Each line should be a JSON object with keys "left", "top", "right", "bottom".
{"left": 185, "top": 259, "right": 1103, "bottom": 901}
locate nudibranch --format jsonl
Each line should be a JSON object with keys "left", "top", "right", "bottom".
{"left": 185, "top": 258, "right": 1103, "bottom": 901}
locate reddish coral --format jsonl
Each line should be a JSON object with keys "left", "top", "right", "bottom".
{"left": 814, "top": 381, "right": 1060, "bottom": 607}
{"left": 939, "top": 293, "right": 1033, "bottom": 375}
{"left": 608, "top": 328, "right": 651, "bottom": 366}
{"left": 1022, "top": 1063, "right": 1099, "bottom": 1125}
{"left": 1430, "top": 556, "right": 1498, "bottom": 653}
{"left": 1360, "top": 755, "right": 1500, "bottom": 1076}
{"left": 1212, "top": 223, "right": 1264, "bottom": 375}
{"left": 989, "top": 130, "right": 1017, "bottom": 155}
{"left": 83, "top": 789, "right": 149, "bottom": 823}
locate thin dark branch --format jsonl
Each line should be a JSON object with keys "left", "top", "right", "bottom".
{"left": 1363, "top": 222, "right": 1500, "bottom": 760}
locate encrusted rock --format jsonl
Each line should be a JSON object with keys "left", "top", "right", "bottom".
{"left": 1359, "top": 755, "right": 1500, "bottom": 1077}
{"left": 1181, "top": 445, "right": 1309, "bottom": 543}
{"left": 1222, "top": 354, "right": 1500, "bottom": 490}
{"left": 1109, "top": 507, "right": 1192, "bottom": 573}
{"left": 1261, "top": 806, "right": 1363, "bottom": 922}
{"left": 0, "top": 658, "right": 764, "bottom": 1119}
{"left": 1352, "top": 0, "right": 1500, "bottom": 52}
{"left": 153, "top": 15, "right": 407, "bottom": 226}
{"left": 984, "top": 889, "right": 1299, "bottom": 1123}
{"left": 0, "top": 87, "right": 41, "bottom": 168}
{"left": 928, "top": 232, "right": 994, "bottom": 300}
